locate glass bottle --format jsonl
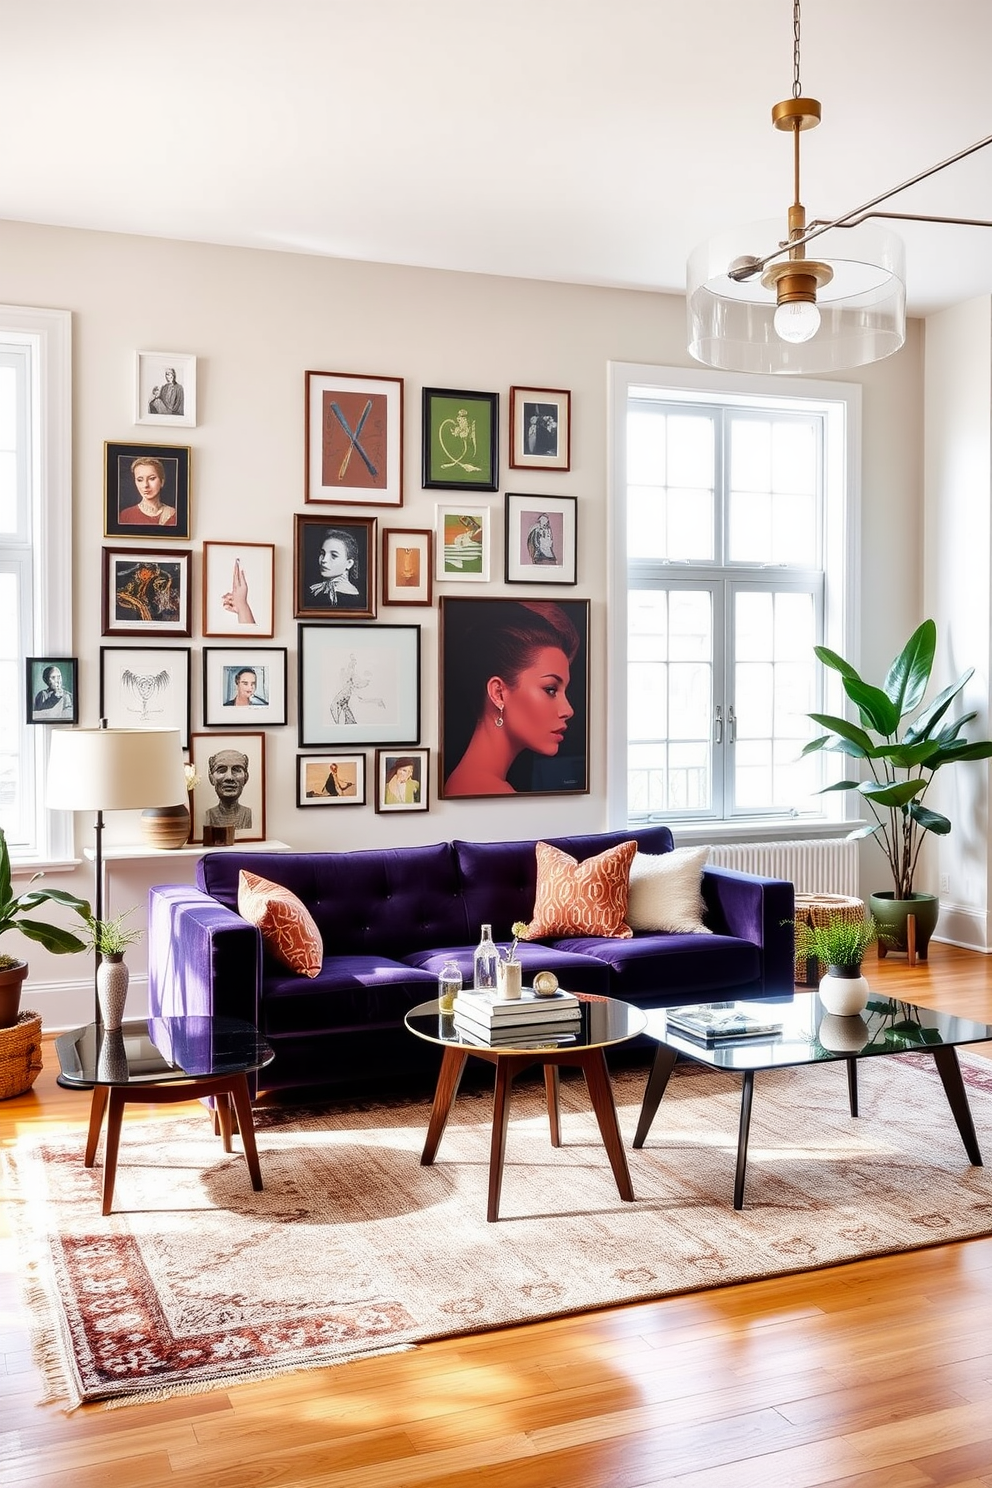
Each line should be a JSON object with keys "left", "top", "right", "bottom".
{"left": 437, "top": 960, "right": 462, "bottom": 1015}
{"left": 473, "top": 923, "right": 498, "bottom": 993}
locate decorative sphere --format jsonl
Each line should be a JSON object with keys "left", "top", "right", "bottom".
{"left": 532, "top": 971, "right": 559, "bottom": 997}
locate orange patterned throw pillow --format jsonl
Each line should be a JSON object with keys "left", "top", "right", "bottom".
{"left": 524, "top": 840, "right": 637, "bottom": 940}
{"left": 237, "top": 870, "right": 323, "bottom": 978}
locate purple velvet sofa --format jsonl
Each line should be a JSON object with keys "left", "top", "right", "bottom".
{"left": 148, "top": 826, "right": 794, "bottom": 1098}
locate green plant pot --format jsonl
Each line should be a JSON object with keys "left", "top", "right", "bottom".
{"left": 0, "top": 961, "right": 29, "bottom": 1029}
{"left": 869, "top": 892, "right": 939, "bottom": 962}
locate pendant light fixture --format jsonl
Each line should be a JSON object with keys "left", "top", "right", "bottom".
{"left": 687, "top": 0, "right": 992, "bottom": 375}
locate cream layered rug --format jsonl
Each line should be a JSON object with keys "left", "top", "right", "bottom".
{"left": 6, "top": 1055, "right": 992, "bottom": 1409}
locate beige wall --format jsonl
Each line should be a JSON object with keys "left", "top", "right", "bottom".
{"left": 0, "top": 217, "right": 925, "bottom": 1020}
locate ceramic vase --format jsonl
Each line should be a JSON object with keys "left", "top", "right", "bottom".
{"left": 817, "top": 1011, "right": 871, "bottom": 1053}
{"left": 97, "top": 953, "right": 130, "bottom": 1031}
{"left": 140, "top": 803, "right": 191, "bottom": 850}
{"left": 497, "top": 960, "right": 522, "bottom": 1000}
{"left": 818, "top": 964, "right": 870, "bottom": 1017}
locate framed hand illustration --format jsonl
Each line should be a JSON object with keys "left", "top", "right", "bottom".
{"left": 439, "top": 597, "right": 589, "bottom": 799}
{"left": 202, "top": 542, "right": 275, "bottom": 638}
{"left": 422, "top": 388, "right": 498, "bottom": 492}
{"left": 298, "top": 623, "right": 421, "bottom": 748}
{"left": 305, "top": 370, "right": 403, "bottom": 506}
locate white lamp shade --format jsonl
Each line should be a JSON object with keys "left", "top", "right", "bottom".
{"left": 47, "top": 728, "right": 187, "bottom": 811}
{"left": 687, "top": 217, "right": 906, "bottom": 374}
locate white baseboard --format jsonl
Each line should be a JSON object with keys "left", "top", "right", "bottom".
{"left": 20, "top": 972, "right": 150, "bottom": 1034}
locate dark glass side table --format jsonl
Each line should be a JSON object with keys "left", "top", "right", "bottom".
{"left": 54, "top": 1016, "right": 275, "bottom": 1215}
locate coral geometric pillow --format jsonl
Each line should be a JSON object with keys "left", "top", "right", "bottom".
{"left": 523, "top": 840, "right": 637, "bottom": 940}
{"left": 237, "top": 870, "right": 323, "bottom": 977}
{"left": 626, "top": 846, "right": 713, "bottom": 934}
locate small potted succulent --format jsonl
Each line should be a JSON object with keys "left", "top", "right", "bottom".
{"left": 0, "top": 826, "right": 91, "bottom": 1027}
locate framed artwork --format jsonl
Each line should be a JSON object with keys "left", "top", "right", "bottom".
{"left": 203, "top": 647, "right": 288, "bottom": 727}
{"left": 298, "top": 622, "right": 421, "bottom": 748}
{"left": 101, "top": 548, "right": 192, "bottom": 637}
{"left": 305, "top": 369, "right": 403, "bottom": 506}
{"left": 134, "top": 352, "right": 197, "bottom": 428}
{"left": 434, "top": 503, "right": 491, "bottom": 582}
{"left": 104, "top": 441, "right": 191, "bottom": 540}
{"left": 375, "top": 748, "right": 429, "bottom": 813}
{"left": 422, "top": 387, "right": 498, "bottom": 492}
{"left": 99, "top": 646, "right": 191, "bottom": 746}
{"left": 438, "top": 596, "right": 589, "bottom": 799}
{"left": 297, "top": 753, "right": 366, "bottom": 807}
{"left": 382, "top": 528, "right": 432, "bottom": 606}
{"left": 188, "top": 731, "right": 265, "bottom": 844}
{"left": 294, "top": 514, "right": 376, "bottom": 619}
{"left": 504, "top": 493, "right": 577, "bottom": 585}
{"left": 25, "top": 657, "right": 77, "bottom": 724}
{"left": 202, "top": 541, "right": 275, "bottom": 638}
{"left": 509, "top": 386, "right": 571, "bottom": 471}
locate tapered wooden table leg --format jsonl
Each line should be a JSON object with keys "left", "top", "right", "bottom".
{"left": 228, "top": 1074, "right": 264, "bottom": 1190}
{"left": 488, "top": 1058, "right": 517, "bottom": 1221}
{"left": 420, "top": 1047, "right": 468, "bottom": 1165}
{"left": 216, "top": 1095, "right": 234, "bottom": 1152}
{"left": 84, "top": 1086, "right": 109, "bottom": 1168}
{"left": 579, "top": 1049, "right": 635, "bottom": 1202}
{"left": 545, "top": 1064, "right": 561, "bottom": 1146}
{"left": 102, "top": 1087, "right": 127, "bottom": 1216}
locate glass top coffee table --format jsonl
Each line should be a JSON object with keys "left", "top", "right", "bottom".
{"left": 405, "top": 993, "right": 646, "bottom": 1221}
{"left": 635, "top": 992, "right": 992, "bottom": 1210}
{"left": 55, "top": 1016, "right": 275, "bottom": 1216}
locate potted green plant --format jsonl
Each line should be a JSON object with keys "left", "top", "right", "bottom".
{"left": 793, "top": 911, "right": 878, "bottom": 1015}
{"left": 805, "top": 619, "right": 992, "bottom": 959}
{"left": 0, "top": 826, "right": 91, "bottom": 1027}
{"left": 80, "top": 908, "right": 143, "bottom": 1031}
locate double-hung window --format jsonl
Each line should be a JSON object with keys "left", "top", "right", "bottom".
{"left": 608, "top": 363, "right": 859, "bottom": 834}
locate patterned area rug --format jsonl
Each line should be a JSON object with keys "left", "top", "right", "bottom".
{"left": 6, "top": 1054, "right": 992, "bottom": 1408}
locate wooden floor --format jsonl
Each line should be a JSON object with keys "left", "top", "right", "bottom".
{"left": 5, "top": 947, "right": 992, "bottom": 1487}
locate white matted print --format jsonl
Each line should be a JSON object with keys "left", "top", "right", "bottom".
{"left": 100, "top": 646, "right": 191, "bottom": 747}
{"left": 382, "top": 528, "right": 432, "bottom": 606}
{"left": 203, "top": 647, "right": 287, "bottom": 726}
{"left": 375, "top": 748, "right": 429, "bottom": 813}
{"left": 297, "top": 753, "right": 366, "bottom": 806}
{"left": 135, "top": 352, "right": 196, "bottom": 427}
{"left": 202, "top": 542, "right": 275, "bottom": 638}
{"left": 504, "top": 493, "right": 577, "bottom": 585}
{"left": 434, "top": 503, "right": 490, "bottom": 582}
{"left": 298, "top": 623, "right": 421, "bottom": 748}
{"left": 189, "top": 732, "right": 265, "bottom": 844}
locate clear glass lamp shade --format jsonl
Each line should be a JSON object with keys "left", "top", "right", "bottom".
{"left": 687, "top": 218, "right": 906, "bottom": 374}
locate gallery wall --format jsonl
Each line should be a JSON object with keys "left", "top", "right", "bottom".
{"left": 0, "top": 216, "right": 925, "bottom": 1021}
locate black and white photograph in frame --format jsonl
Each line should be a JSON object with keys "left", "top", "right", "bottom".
{"left": 509, "top": 386, "right": 571, "bottom": 471}
{"left": 99, "top": 646, "right": 191, "bottom": 747}
{"left": 294, "top": 514, "right": 376, "bottom": 620}
{"left": 134, "top": 351, "right": 197, "bottom": 427}
{"left": 297, "top": 753, "right": 366, "bottom": 807}
{"left": 504, "top": 493, "right": 577, "bottom": 584}
{"left": 25, "top": 657, "right": 78, "bottom": 724}
{"left": 188, "top": 731, "right": 265, "bottom": 844}
{"left": 297, "top": 622, "right": 420, "bottom": 749}
{"left": 203, "top": 647, "right": 288, "bottom": 727}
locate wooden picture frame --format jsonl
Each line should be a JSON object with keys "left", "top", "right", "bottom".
{"left": 25, "top": 657, "right": 78, "bottom": 724}
{"left": 305, "top": 369, "right": 403, "bottom": 506}
{"left": 298, "top": 622, "right": 421, "bottom": 748}
{"left": 382, "top": 528, "right": 433, "bottom": 606}
{"left": 422, "top": 387, "right": 498, "bottom": 492}
{"left": 101, "top": 548, "right": 192, "bottom": 637}
{"left": 504, "top": 493, "right": 577, "bottom": 584}
{"left": 189, "top": 731, "right": 265, "bottom": 844}
{"left": 434, "top": 503, "right": 491, "bottom": 582}
{"left": 509, "top": 386, "right": 571, "bottom": 471}
{"left": 99, "top": 646, "right": 191, "bottom": 747}
{"left": 104, "top": 441, "right": 191, "bottom": 540}
{"left": 202, "top": 647, "right": 288, "bottom": 727}
{"left": 202, "top": 542, "right": 275, "bottom": 638}
{"left": 294, "top": 514, "right": 377, "bottom": 620}
{"left": 438, "top": 596, "right": 589, "bottom": 799}
{"left": 134, "top": 352, "right": 197, "bottom": 428}
{"left": 375, "top": 748, "right": 429, "bottom": 813}
{"left": 297, "top": 753, "right": 366, "bottom": 807}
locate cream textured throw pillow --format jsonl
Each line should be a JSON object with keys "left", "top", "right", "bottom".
{"left": 626, "top": 847, "right": 712, "bottom": 934}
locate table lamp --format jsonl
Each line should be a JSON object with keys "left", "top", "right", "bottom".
{"left": 47, "top": 724, "right": 188, "bottom": 1024}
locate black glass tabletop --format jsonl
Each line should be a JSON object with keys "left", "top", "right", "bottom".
{"left": 54, "top": 1015, "right": 275, "bottom": 1087}
{"left": 405, "top": 993, "right": 646, "bottom": 1053}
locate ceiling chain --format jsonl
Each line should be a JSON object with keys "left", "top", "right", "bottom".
{"left": 793, "top": 0, "right": 802, "bottom": 98}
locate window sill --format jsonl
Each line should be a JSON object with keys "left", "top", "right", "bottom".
{"left": 655, "top": 819, "right": 863, "bottom": 848}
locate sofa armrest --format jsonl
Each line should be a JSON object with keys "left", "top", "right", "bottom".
{"left": 701, "top": 867, "right": 795, "bottom": 993}
{"left": 148, "top": 884, "right": 261, "bottom": 1025}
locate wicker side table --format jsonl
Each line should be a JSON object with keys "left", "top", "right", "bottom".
{"left": 794, "top": 894, "right": 867, "bottom": 985}
{"left": 0, "top": 1010, "right": 43, "bottom": 1100}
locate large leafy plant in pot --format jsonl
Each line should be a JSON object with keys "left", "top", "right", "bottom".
{"left": 0, "top": 827, "right": 91, "bottom": 1027}
{"left": 805, "top": 620, "right": 992, "bottom": 960}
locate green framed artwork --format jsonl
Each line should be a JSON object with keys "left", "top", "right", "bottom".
{"left": 422, "top": 387, "right": 498, "bottom": 492}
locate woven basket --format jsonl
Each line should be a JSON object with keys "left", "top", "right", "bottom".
{"left": 794, "top": 894, "right": 867, "bottom": 985}
{"left": 0, "top": 1010, "right": 43, "bottom": 1100}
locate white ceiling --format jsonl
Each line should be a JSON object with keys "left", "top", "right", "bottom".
{"left": 3, "top": 0, "right": 991, "bottom": 316}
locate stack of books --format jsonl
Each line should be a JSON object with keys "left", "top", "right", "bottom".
{"left": 665, "top": 1003, "right": 783, "bottom": 1044}
{"left": 452, "top": 986, "right": 582, "bottom": 1047}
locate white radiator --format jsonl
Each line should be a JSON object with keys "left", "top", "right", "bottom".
{"left": 705, "top": 838, "right": 859, "bottom": 898}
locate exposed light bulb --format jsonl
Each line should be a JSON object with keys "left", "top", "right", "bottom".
{"left": 774, "top": 299, "right": 821, "bottom": 343}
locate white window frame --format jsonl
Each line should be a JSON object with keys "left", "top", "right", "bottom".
{"left": 0, "top": 306, "right": 73, "bottom": 865}
{"left": 607, "top": 360, "right": 861, "bottom": 841}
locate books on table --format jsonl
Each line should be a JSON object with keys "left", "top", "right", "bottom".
{"left": 452, "top": 1013, "right": 581, "bottom": 1048}
{"left": 453, "top": 987, "right": 579, "bottom": 1024}
{"left": 664, "top": 1003, "right": 783, "bottom": 1043}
